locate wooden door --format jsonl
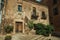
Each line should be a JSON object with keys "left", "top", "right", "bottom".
{"left": 15, "top": 22, "right": 23, "bottom": 33}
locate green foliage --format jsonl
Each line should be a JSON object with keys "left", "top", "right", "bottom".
{"left": 35, "top": 23, "right": 46, "bottom": 35}
{"left": 5, "top": 36, "right": 12, "bottom": 40}
{"left": 4, "top": 25, "right": 13, "bottom": 33}
{"left": 35, "top": 23, "right": 45, "bottom": 30}
{"left": 27, "top": 20, "right": 34, "bottom": 30}
{"left": 35, "top": 23, "right": 54, "bottom": 36}
{"left": 46, "top": 25, "right": 54, "bottom": 34}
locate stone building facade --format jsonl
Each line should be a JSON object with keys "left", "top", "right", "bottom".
{"left": 42, "top": 0, "right": 60, "bottom": 35}
{"left": 48, "top": 0, "right": 60, "bottom": 35}
{"left": 1, "top": 0, "right": 49, "bottom": 34}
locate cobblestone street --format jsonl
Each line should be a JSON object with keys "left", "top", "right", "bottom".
{"left": 0, "top": 33, "right": 60, "bottom": 40}
{"left": 12, "top": 33, "right": 60, "bottom": 40}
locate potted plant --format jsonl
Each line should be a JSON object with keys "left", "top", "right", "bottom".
{"left": 5, "top": 35, "right": 12, "bottom": 40}
{"left": 4, "top": 25, "right": 13, "bottom": 34}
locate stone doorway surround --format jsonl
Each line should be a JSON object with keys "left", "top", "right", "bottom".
{"left": 15, "top": 22, "right": 23, "bottom": 33}
{"left": 13, "top": 19, "right": 25, "bottom": 34}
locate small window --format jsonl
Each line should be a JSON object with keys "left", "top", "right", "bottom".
{"left": 41, "top": 11, "right": 46, "bottom": 19}
{"left": 1, "top": 0, "right": 5, "bottom": 10}
{"left": 1, "top": 0, "right": 4, "bottom": 2}
{"left": 53, "top": 0, "right": 57, "bottom": 5}
{"left": 33, "top": 7, "right": 36, "bottom": 15}
{"left": 31, "top": 7, "right": 38, "bottom": 20}
{"left": 53, "top": 7, "right": 58, "bottom": 15}
{"left": 50, "top": 22, "right": 53, "bottom": 25}
{"left": 36, "top": 0, "right": 42, "bottom": 2}
{"left": 18, "top": 5, "right": 22, "bottom": 12}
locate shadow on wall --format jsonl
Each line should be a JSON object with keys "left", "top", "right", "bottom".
{"left": 52, "top": 32, "right": 60, "bottom": 37}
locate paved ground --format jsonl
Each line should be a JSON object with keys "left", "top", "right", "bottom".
{"left": 0, "top": 33, "right": 60, "bottom": 40}
{"left": 51, "top": 36, "right": 60, "bottom": 40}
{"left": 0, "top": 35, "right": 5, "bottom": 40}
{"left": 12, "top": 33, "right": 60, "bottom": 40}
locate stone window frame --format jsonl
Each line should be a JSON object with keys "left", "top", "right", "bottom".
{"left": 41, "top": 11, "right": 47, "bottom": 20}
{"left": 31, "top": 7, "right": 38, "bottom": 20}
{"left": 18, "top": 5, "right": 22, "bottom": 12}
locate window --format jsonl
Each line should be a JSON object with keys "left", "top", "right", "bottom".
{"left": 18, "top": 5, "right": 22, "bottom": 12}
{"left": 53, "top": 0, "right": 57, "bottom": 5}
{"left": 41, "top": 11, "right": 46, "bottom": 19}
{"left": 1, "top": 0, "right": 4, "bottom": 10}
{"left": 31, "top": 7, "right": 38, "bottom": 20}
{"left": 53, "top": 7, "right": 58, "bottom": 15}
{"left": 1, "top": 0, "right": 4, "bottom": 2}
{"left": 33, "top": 7, "right": 36, "bottom": 15}
{"left": 50, "top": 22, "right": 53, "bottom": 25}
{"left": 36, "top": 0, "right": 42, "bottom": 2}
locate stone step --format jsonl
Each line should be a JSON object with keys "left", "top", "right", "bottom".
{"left": 0, "top": 36, "right": 5, "bottom": 40}
{"left": 31, "top": 35, "right": 46, "bottom": 40}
